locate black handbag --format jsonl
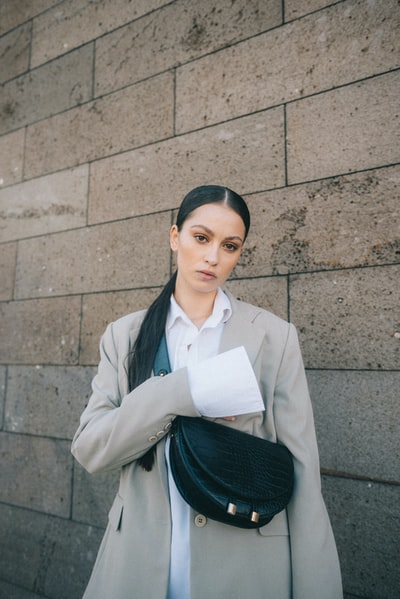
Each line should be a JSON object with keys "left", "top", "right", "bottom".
{"left": 154, "top": 335, "right": 294, "bottom": 529}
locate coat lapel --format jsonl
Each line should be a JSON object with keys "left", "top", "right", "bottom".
{"left": 219, "top": 292, "right": 265, "bottom": 365}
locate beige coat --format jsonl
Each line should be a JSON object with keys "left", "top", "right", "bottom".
{"left": 72, "top": 292, "right": 342, "bottom": 599}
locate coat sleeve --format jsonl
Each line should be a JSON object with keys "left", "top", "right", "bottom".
{"left": 272, "top": 324, "right": 343, "bottom": 599}
{"left": 71, "top": 319, "right": 199, "bottom": 474}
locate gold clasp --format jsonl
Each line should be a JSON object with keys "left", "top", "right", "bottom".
{"left": 251, "top": 511, "right": 260, "bottom": 523}
{"left": 227, "top": 502, "right": 237, "bottom": 516}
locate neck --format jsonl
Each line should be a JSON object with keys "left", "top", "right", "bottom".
{"left": 173, "top": 285, "right": 217, "bottom": 328}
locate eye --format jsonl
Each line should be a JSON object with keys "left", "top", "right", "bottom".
{"left": 223, "top": 242, "right": 239, "bottom": 252}
{"left": 194, "top": 234, "right": 208, "bottom": 243}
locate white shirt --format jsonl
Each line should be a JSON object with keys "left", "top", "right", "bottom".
{"left": 165, "top": 289, "right": 264, "bottom": 599}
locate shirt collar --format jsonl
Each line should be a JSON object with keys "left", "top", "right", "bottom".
{"left": 167, "top": 287, "right": 232, "bottom": 332}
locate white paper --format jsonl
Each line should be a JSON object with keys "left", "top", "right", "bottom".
{"left": 187, "top": 346, "right": 265, "bottom": 417}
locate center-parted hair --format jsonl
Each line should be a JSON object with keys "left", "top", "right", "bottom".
{"left": 128, "top": 185, "right": 250, "bottom": 470}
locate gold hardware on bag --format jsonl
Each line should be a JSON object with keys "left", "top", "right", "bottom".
{"left": 227, "top": 503, "right": 237, "bottom": 516}
{"left": 251, "top": 511, "right": 260, "bottom": 523}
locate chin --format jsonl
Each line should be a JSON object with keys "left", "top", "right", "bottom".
{"left": 194, "top": 281, "right": 219, "bottom": 293}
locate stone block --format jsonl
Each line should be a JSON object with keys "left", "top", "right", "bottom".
{"left": 0, "top": 503, "right": 103, "bottom": 599}
{"left": 287, "top": 70, "right": 400, "bottom": 183}
{"left": 0, "top": 129, "right": 24, "bottom": 187}
{"left": 88, "top": 109, "right": 285, "bottom": 224}
{"left": 285, "top": 0, "right": 335, "bottom": 20}
{"left": 0, "top": 580, "right": 43, "bottom": 599}
{"left": 0, "top": 45, "right": 93, "bottom": 136}
{"left": 0, "top": 165, "right": 88, "bottom": 243}
{"left": 234, "top": 166, "right": 400, "bottom": 277}
{"left": 0, "top": 296, "right": 81, "bottom": 364}
{"left": 5, "top": 365, "right": 96, "bottom": 439}
{"left": 176, "top": 0, "right": 400, "bottom": 132}
{"left": 0, "top": 0, "right": 59, "bottom": 36}
{"left": 309, "top": 370, "right": 400, "bottom": 481}
{"left": 0, "top": 242, "right": 16, "bottom": 301}
{"left": 72, "top": 462, "right": 119, "bottom": 528}
{"left": 224, "top": 276, "right": 288, "bottom": 321}
{"left": 24, "top": 72, "right": 174, "bottom": 179}
{"left": 31, "top": 0, "right": 169, "bottom": 67}
{"left": 290, "top": 265, "right": 400, "bottom": 370}
{"left": 95, "top": 0, "right": 282, "bottom": 96}
{"left": 322, "top": 476, "right": 400, "bottom": 599}
{"left": 0, "top": 22, "right": 31, "bottom": 83}
{"left": 80, "top": 288, "right": 161, "bottom": 365}
{"left": 0, "top": 432, "right": 72, "bottom": 516}
{"left": 40, "top": 520, "right": 103, "bottom": 599}
{"left": 15, "top": 212, "right": 171, "bottom": 299}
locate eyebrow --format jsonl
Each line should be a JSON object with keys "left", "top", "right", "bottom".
{"left": 189, "top": 224, "right": 244, "bottom": 243}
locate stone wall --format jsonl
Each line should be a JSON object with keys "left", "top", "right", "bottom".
{"left": 0, "top": 1, "right": 399, "bottom": 597}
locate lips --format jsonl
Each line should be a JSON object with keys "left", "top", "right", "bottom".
{"left": 197, "top": 270, "right": 217, "bottom": 280}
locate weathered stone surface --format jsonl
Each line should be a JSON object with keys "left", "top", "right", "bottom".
{"left": 0, "top": 0, "right": 60, "bottom": 36}
{"left": 224, "top": 276, "right": 288, "bottom": 321}
{"left": 24, "top": 72, "right": 174, "bottom": 179}
{"left": 95, "top": 0, "right": 282, "bottom": 96}
{"left": 285, "top": 0, "right": 335, "bottom": 20}
{"left": 290, "top": 265, "right": 400, "bottom": 370}
{"left": 0, "top": 129, "right": 24, "bottom": 187}
{"left": 0, "top": 22, "right": 31, "bottom": 84}
{"left": 15, "top": 212, "right": 171, "bottom": 299}
{"left": 0, "top": 241, "right": 16, "bottom": 301}
{"left": 80, "top": 288, "right": 161, "bottom": 365}
{"left": 309, "top": 370, "right": 400, "bottom": 481}
{"left": 0, "top": 45, "right": 93, "bottom": 136}
{"left": 72, "top": 463, "right": 119, "bottom": 527}
{"left": 0, "top": 296, "right": 81, "bottom": 365}
{"left": 0, "top": 503, "right": 103, "bottom": 599}
{"left": 5, "top": 365, "right": 96, "bottom": 439}
{"left": 322, "top": 476, "right": 400, "bottom": 599}
{"left": 232, "top": 166, "right": 400, "bottom": 277}
{"left": 176, "top": 0, "right": 400, "bottom": 132}
{"left": 0, "top": 580, "right": 43, "bottom": 599}
{"left": 287, "top": 70, "right": 400, "bottom": 183}
{"left": 88, "top": 109, "right": 285, "bottom": 224}
{"left": 0, "top": 165, "right": 88, "bottom": 243}
{"left": 0, "top": 432, "right": 72, "bottom": 516}
{"left": 31, "top": 0, "right": 169, "bottom": 67}
{"left": 0, "top": 366, "right": 5, "bottom": 429}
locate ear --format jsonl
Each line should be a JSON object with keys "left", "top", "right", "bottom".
{"left": 170, "top": 225, "right": 179, "bottom": 251}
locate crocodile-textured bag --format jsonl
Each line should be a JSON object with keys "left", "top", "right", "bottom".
{"left": 169, "top": 415, "right": 294, "bottom": 528}
{"left": 154, "top": 334, "right": 294, "bottom": 529}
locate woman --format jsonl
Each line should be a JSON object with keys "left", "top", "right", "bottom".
{"left": 72, "top": 185, "right": 342, "bottom": 599}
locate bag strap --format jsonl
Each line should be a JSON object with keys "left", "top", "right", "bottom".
{"left": 153, "top": 333, "right": 171, "bottom": 377}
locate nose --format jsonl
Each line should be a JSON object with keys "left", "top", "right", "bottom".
{"left": 204, "top": 243, "right": 218, "bottom": 265}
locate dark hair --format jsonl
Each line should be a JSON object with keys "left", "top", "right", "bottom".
{"left": 176, "top": 185, "right": 250, "bottom": 240}
{"left": 129, "top": 185, "right": 250, "bottom": 470}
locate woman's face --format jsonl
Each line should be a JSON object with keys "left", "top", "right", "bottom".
{"left": 170, "top": 202, "right": 246, "bottom": 297}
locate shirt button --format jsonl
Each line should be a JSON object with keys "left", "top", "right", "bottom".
{"left": 156, "top": 430, "right": 164, "bottom": 438}
{"left": 194, "top": 514, "right": 207, "bottom": 527}
{"left": 164, "top": 421, "right": 172, "bottom": 432}
{"left": 148, "top": 435, "right": 157, "bottom": 442}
